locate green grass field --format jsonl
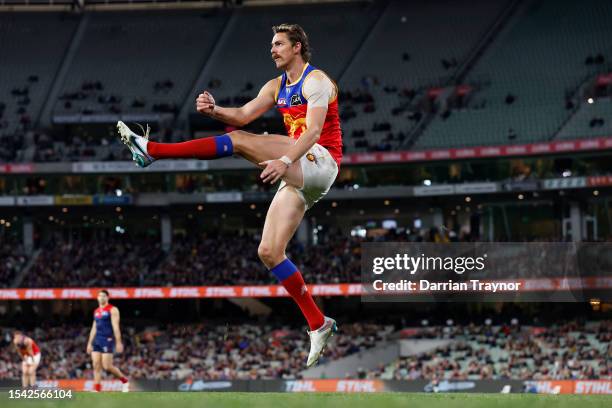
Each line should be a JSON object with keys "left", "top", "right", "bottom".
{"left": 2, "top": 392, "right": 610, "bottom": 408}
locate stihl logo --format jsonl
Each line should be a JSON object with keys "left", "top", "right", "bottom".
{"left": 134, "top": 288, "right": 164, "bottom": 298}
{"left": 62, "top": 289, "right": 92, "bottom": 298}
{"left": 26, "top": 289, "right": 55, "bottom": 299}
{"left": 241, "top": 287, "right": 272, "bottom": 297}
{"left": 205, "top": 287, "right": 237, "bottom": 297}
{"left": 170, "top": 288, "right": 200, "bottom": 297}
{"left": 575, "top": 381, "right": 612, "bottom": 394}
{"left": 0, "top": 290, "right": 19, "bottom": 299}
{"left": 336, "top": 381, "right": 378, "bottom": 392}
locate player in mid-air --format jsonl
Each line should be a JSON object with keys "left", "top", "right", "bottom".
{"left": 118, "top": 24, "right": 340, "bottom": 367}
{"left": 86, "top": 289, "right": 130, "bottom": 392}
{"left": 12, "top": 331, "right": 41, "bottom": 388}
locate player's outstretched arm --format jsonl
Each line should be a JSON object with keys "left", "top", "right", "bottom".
{"left": 111, "top": 307, "right": 123, "bottom": 353}
{"left": 86, "top": 321, "right": 96, "bottom": 354}
{"left": 196, "top": 79, "right": 277, "bottom": 127}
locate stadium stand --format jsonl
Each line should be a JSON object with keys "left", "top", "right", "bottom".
{"left": 556, "top": 98, "right": 612, "bottom": 140}
{"left": 338, "top": 0, "right": 511, "bottom": 152}
{"left": 369, "top": 321, "right": 611, "bottom": 380}
{"left": 0, "top": 237, "right": 27, "bottom": 289}
{"left": 0, "top": 13, "right": 78, "bottom": 160}
{"left": 17, "top": 231, "right": 363, "bottom": 288}
{"left": 54, "top": 10, "right": 229, "bottom": 117}
{"left": 0, "top": 322, "right": 392, "bottom": 380}
{"left": 415, "top": 0, "right": 612, "bottom": 149}
{"left": 1, "top": 0, "right": 610, "bottom": 162}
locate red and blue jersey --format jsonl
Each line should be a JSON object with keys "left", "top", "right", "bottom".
{"left": 94, "top": 304, "right": 114, "bottom": 340}
{"left": 275, "top": 63, "right": 343, "bottom": 167}
{"left": 17, "top": 337, "right": 40, "bottom": 356}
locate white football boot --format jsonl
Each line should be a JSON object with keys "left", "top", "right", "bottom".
{"left": 117, "top": 121, "right": 155, "bottom": 168}
{"left": 122, "top": 381, "right": 130, "bottom": 393}
{"left": 306, "top": 316, "right": 338, "bottom": 368}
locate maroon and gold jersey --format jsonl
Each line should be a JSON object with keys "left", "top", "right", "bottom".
{"left": 275, "top": 63, "right": 343, "bottom": 167}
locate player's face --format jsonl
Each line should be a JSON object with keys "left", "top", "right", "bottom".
{"left": 97, "top": 292, "right": 108, "bottom": 305}
{"left": 13, "top": 333, "right": 23, "bottom": 344}
{"left": 271, "top": 33, "right": 300, "bottom": 70}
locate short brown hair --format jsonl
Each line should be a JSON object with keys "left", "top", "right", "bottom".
{"left": 98, "top": 289, "right": 109, "bottom": 296}
{"left": 272, "top": 24, "right": 311, "bottom": 62}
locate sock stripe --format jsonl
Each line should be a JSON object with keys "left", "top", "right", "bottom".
{"left": 271, "top": 259, "right": 298, "bottom": 281}
{"left": 215, "top": 134, "right": 234, "bottom": 157}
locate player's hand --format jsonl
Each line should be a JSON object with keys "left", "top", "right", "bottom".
{"left": 259, "top": 159, "right": 289, "bottom": 184}
{"left": 116, "top": 342, "right": 124, "bottom": 354}
{"left": 196, "top": 91, "right": 215, "bottom": 115}
{"left": 86, "top": 344, "right": 93, "bottom": 355}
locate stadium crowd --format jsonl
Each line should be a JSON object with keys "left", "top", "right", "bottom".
{"left": 0, "top": 237, "right": 27, "bottom": 288}
{"left": 16, "top": 231, "right": 364, "bottom": 288}
{"left": 367, "top": 321, "right": 611, "bottom": 381}
{"left": 6, "top": 229, "right": 611, "bottom": 288}
{"left": 0, "top": 322, "right": 389, "bottom": 380}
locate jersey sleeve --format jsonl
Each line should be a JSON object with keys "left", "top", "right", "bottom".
{"left": 303, "top": 73, "right": 334, "bottom": 108}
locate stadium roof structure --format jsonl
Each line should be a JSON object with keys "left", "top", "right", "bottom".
{"left": 0, "top": 0, "right": 361, "bottom": 12}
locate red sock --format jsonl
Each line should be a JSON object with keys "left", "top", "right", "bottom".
{"left": 94, "top": 383, "right": 101, "bottom": 392}
{"left": 281, "top": 272, "right": 325, "bottom": 331}
{"left": 147, "top": 134, "right": 233, "bottom": 160}
{"left": 119, "top": 377, "right": 128, "bottom": 384}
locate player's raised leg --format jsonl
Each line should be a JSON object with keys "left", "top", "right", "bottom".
{"left": 258, "top": 185, "right": 337, "bottom": 367}
{"left": 117, "top": 124, "right": 304, "bottom": 185}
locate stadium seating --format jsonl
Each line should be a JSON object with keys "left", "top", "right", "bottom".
{"left": 18, "top": 232, "right": 364, "bottom": 288}
{"left": 370, "top": 321, "right": 611, "bottom": 380}
{"left": 0, "top": 13, "right": 78, "bottom": 160}
{"left": 0, "top": 322, "right": 391, "bottom": 380}
{"left": 415, "top": 0, "right": 612, "bottom": 148}
{"left": 190, "top": 2, "right": 381, "bottom": 107}
{"left": 556, "top": 98, "right": 612, "bottom": 140}
{"left": 339, "top": 0, "right": 509, "bottom": 151}
{"left": 0, "top": 237, "right": 27, "bottom": 288}
{"left": 54, "top": 10, "right": 229, "bottom": 117}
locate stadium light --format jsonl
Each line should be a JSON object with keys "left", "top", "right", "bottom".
{"left": 115, "top": 189, "right": 123, "bottom": 197}
{"left": 423, "top": 179, "right": 432, "bottom": 186}
{"left": 465, "top": 196, "right": 471, "bottom": 202}
{"left": 593, "top": 190, "right": 599, "bottom": 196}
{"left": 587, "top": 98, "right": 594, "bottom": 104}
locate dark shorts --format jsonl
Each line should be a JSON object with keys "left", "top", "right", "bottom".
{"left": 93, "top": 336, "right": 115, "bottom": 353}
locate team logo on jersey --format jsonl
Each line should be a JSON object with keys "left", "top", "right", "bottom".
{"left": 290, "top": 94, "right": 302, "bottom": 106}
{"left": 277, "top": 98, "right": 286, "bottom": 106}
